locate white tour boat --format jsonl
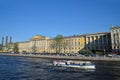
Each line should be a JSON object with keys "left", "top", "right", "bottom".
{"left": 53, "top": 60, "right": 95, "bottom": 69}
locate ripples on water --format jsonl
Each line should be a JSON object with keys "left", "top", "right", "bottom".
{"left": 0, "top": 55, "right": 120, "bottom": 80}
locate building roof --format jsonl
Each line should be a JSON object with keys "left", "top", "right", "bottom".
{"left": 64, "top": 35, "right": 85, "bottom": 38}
{"left": 110, "top": 26, "right": 120, "bottom": 29}
{"left": 30, "top": 35, "right": 46, "bottom": 41}
{"left": 85, "top": 32, "right": 110, "bottom": 36}
{"left": 63, "top": 32, "right": 110, "bottom": 38}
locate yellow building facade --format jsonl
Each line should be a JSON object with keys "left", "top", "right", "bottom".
{"left": 62, "top": 36, "right": 85, "bottom": 53}
{"left": 18, "top": 32, "right": 111, "bottom": 53}
{"left": 18, "top": 35, "right": 85, "bottom": 53}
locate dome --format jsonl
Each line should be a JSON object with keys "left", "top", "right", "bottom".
{"left": 30, "top": 35, "right": 46, "bottom": 41}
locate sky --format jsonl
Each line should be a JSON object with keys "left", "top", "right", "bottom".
{"left": 0, "top": 0, "right": 120, "bottom": 43}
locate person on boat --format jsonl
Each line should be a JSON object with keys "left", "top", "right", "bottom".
{"left": 65, "top": 62, "right": 67, "bottom": 65}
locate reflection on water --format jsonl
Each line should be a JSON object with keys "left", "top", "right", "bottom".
{"left": 0, "top": 55, "right": 120, "bottom": 80}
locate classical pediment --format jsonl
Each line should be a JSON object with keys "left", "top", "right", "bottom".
{"left": 30, "top": 35, "right": 46, "bottom": 41}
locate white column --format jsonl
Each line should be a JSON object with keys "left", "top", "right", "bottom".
{"left": 93, "top": 36, "right": 95, "bottom": 44}
{"left": 102, "top": 35, "right": 104, "bottom": 44}
{"left": 98, "top": 36, "right": 100, "bottom": 44}
{"left": 106, "top": 35, "right": 108, "bottom": 44}
{"left": 45, "top": 37, "right": 48, "bottom": 52}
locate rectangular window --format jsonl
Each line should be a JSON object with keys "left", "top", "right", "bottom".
{"left": 117, "top": 46, "right": 119, "bottom": 49}
{"left": 117, "top": 40, "right": 119, "bottom": 44}
{"left": 114, "top": 46, "right": 116, "bottom": 49}
{"left": 112, "top": 30, "right": 114, "bottom": 33}
{"left": 75, "top": 42, "right": 77, "bottom": 45}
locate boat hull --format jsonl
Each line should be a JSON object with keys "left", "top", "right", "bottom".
{"left": 53, "top": 60, "right": 95, "bottom": 69}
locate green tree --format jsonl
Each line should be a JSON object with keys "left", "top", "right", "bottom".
{"left": 6, "top": 43, "right": 13, "bottom": 52}
{"left": 0, "top": 44, "right": 3, "bottom": 51}
{"left": 79, "top": 49, "right": 92, "bottom": 55}
{"left": 13, "top": 43, "right": 19, "bottom": 53}
{"left": 6, "top": 44, "right": 11, "bottom": 52}
{"left": 50, "top": 35, "right": 67, "bottom": 53}
{"left": 31, "top": 44, "right": 37, "bottom": 53}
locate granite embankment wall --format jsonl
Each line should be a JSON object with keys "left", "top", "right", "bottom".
{"left": 0, "top": 53, "right": 120, "bottom": 61}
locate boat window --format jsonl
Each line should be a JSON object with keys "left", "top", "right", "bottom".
{"left": 83, "top": 63, "right": 85, "bottom": 65}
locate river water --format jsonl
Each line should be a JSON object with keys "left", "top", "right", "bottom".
{"left": 0, "top": 55, "right": 120, "bottom": 80}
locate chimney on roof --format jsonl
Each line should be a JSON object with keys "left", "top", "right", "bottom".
{"left": 10, "top": 36, "right": 12, "bottom": 44}
{"left": 5, "top": 36, "right": 8, "bottom": 47}
{"left": 2, "top": 37, "right": 4, "bottom": 47}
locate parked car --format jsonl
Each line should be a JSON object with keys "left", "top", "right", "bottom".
{"left": 107, "top": 54, "right": 114, "bottom": 57}
{"left": 115, "top": 54, "right": 120, "bottom": 58}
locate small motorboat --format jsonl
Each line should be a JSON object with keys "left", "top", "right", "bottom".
{"left": 53, "top": 60, "right": 95, "bottom": 69}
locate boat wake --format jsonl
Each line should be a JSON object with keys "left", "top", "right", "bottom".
{"left": 52, "top": 67, "right": 95, "bottom": 73}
